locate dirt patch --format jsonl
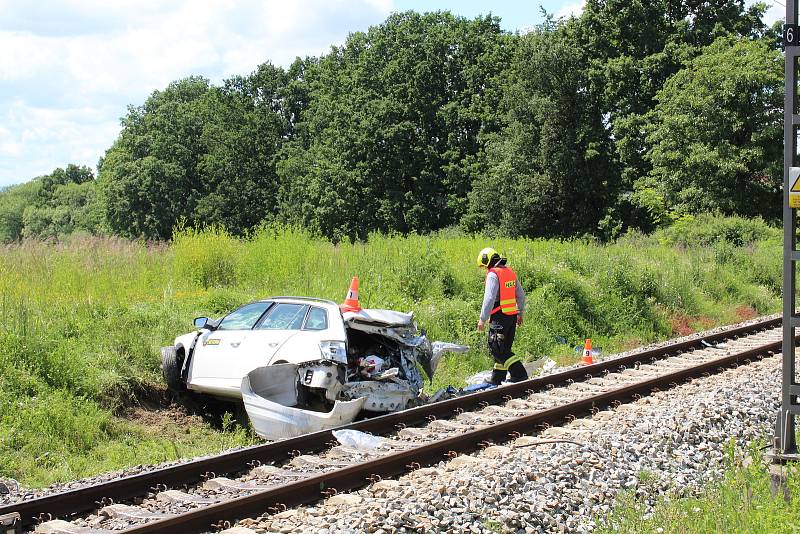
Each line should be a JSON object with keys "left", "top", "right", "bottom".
{"left": 124, "top": 404, "right": 208, "bottom": 438}
{"left": 695, "top": 316, "right": 715, "bottom": 330}
{"left": 735, "top": 305, "right": 758, "bottom": 321}
{"left": 669, "top": 313, "right": 694, "bottom": 336}
{"left": 99, "top": 380, "right": 174, "bottom": 416}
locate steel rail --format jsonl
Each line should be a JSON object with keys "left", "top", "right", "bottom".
{"left": 120, "top": 337, "right": 784, "bottom": 533}
{"left": 0, "top": 316, "right": 781, "bottom": 527}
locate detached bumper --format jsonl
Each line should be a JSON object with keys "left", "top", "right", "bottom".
{"left": 241, "top": 365, "right": 365, "bottom": 440}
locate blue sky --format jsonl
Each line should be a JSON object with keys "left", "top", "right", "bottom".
{"left": 0, "top": 1, "right": 783, "bottom": 188}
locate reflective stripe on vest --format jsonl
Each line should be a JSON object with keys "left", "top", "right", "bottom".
{"left": 487, "top": 266, "right": 519, "bottom": 316}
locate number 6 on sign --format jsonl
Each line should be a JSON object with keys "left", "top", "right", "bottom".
{"left": 785, "top": 24, "right": 800, "bottom": 47}
{"left": 789, "top": 167, "right": 800, "bottom": 209}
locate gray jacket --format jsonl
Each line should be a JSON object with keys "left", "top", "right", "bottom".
{"left": 480, "top": 269, "right": 525, "bottom": 322}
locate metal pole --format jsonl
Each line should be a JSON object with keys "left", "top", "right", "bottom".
{"left": 779, "top": 0, "right": 798, "bottom": 456}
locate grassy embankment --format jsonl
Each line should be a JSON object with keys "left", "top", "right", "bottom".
{"left": 0, "top": 215, "right": 783, "bottom": 487}
{"left": 597, "top": 445, "right": 800, "bottom": 533}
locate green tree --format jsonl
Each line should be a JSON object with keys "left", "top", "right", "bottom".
{"left": 578, "top": 0, "right": 769, "bottom": 228}
{"left": 99, "top": 77, "right": 215, "bottom": 239}
{"left": 0, "top": 181, "right": 40, "bottom": 243}
{"left": 99, "top": 71, "right": 291, "bottom": 239}
{"left": 277, "top": 11, "right": 510, "bottom": 240}
{"left": 198, "top": 63, "right": 291, "bottom": 233}
{"left": 643, "top": 36, "right": 782, "bottom": 218}
{"left": 463, "top": 19, "right": 618, "bottom": 238}
{"left": 0, "top": 164, "right": 103, "bottom": 241}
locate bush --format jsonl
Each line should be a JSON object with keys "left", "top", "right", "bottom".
{"left": 172, "top": 226, "right": 241, "bottom": 288}
{"left": 656, "top": 214, "right": 778, "bottom": 248}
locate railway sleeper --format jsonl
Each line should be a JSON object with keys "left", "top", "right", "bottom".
{"left": 566, "top": 382, "right": 609, "bottom": 392}
{"left": 671, "top": 353, "right": 721, "bottom": 361}
{"left": 428, "top": 418, "right": 487, "bottom": 432}
{"left": 477, "top": 405, "right": 532, "bottom": 417}
{"left": 288, "top": 455, "right": 351, "bottom": 470}
{"left": 219, "top": 527, "right": 257, "bottom": 534}
{"left": 34, "top": 520, "right": 105, "bottom": 534}
{"left": 249, "top": 465, "right": 308, "bottom": 480}
{"left": 514, "top": 395, "right": 560, "bottom": 407}
{"left": 454, "top": 413, "right": 514, "bottom": 426}
{"left": 101, "top": 503, "right": 169, "bottom": 521}
{"left": 324, "top": 446, "right": 384, "bottom": 461}
{"left": 619, "top": 369, "right": 661, "bottom": 378}
{"left": 397, "top": 427, "right": 442, "bottom": 441}
{"left": 546, "top": 389, "right": 592, "bottom": 400}
{"left": 203, "top": 477, "right": 271, "bottom": 492}
{"left": 155, "top": 490, "right": 217, "bottom": 505}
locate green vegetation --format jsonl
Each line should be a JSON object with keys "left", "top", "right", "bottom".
{"left": 0, "top": 216, "right": 782, "bottom": 487}
{"left": 0, "top": 3, "right": 780, "bottom": 243}
{"left": 0, "top": 0, "right": 788, "bottom": 509}
{"left": 598, "top": 446, "right": 800, "bottom": 534}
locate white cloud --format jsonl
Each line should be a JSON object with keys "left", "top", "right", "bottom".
{"left": 556, "top": 1, "right": 585, "bottom": 19}
{"left": 759, "top": 0, "right": 783, "bottom": 26}
{"left": 0, "top": 100, "right": 121, "bottom": 182}
{"left": 0, "top": 0, "right": 393, "bottom": 187}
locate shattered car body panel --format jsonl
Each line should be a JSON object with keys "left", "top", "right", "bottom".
{"left": 161, "top": 297, "right": 468, "bottom": 440}
{"left": 242, "top": 364, "right": 366, "bottom": 439}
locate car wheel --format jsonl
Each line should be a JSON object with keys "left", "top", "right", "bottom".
{"left": 160, "top": 346, "right": 185, "bottom": 392}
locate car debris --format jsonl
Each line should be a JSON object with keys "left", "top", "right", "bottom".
{"left": 331, "top": 429, "right": 385, "bottom": 450}
{"left": 464, "top": 357, "right": 557, "bottom": 386}
{"left": 161, "top": 280, "right": 468, "bottom": 440}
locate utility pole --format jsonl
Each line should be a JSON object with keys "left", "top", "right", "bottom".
{"left": 776, "top": 0, "right": 800, "bottom": 468}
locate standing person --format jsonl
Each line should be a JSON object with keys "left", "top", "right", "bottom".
{"left": 476, "top": 247, "right": 528, "bottom": 385}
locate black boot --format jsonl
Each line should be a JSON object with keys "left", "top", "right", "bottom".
{"left": 508, "top": 361, "right": 528, "bottom": 383}
{"left": 490, "top": 369, "right": 506, "bottom": 385}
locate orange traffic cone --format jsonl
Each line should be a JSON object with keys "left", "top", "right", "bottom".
{"left": 581, "top": 338, "right": 593, "bottom": 365}
{"left": 340, "top": 276, "right": 362, "bottom": 313}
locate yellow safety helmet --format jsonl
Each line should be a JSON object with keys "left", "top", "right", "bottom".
{"left": 476, "top": 247, "right": 500, "bottom": 268}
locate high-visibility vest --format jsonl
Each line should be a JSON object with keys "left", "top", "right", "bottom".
{"left": 487, "top": 266, "right": 519, "bottom": 316}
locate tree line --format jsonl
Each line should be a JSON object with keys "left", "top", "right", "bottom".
{"left": 0, "top": 1, "right": 783, "bottom": 244}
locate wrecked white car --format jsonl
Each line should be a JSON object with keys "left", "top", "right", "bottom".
{"left": 161, "top": 297, "right": 466, "bottom": 440}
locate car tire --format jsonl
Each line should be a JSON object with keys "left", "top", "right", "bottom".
{"left": 161, "top": 346, "right": 185, "bottom": 393}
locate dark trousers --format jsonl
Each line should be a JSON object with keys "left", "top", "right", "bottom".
{"left": 488, "top": 312, "right": 527, "bottom": 384}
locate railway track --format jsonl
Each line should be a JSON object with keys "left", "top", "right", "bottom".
{"left": 0, "top": 316, "right": 784, "bottom": 534}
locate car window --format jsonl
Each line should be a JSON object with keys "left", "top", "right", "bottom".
{"left": 303, "top": 307, "right": 328, "bottom": 330}
{"left": 217, "top": 302, "right": 271, "bottom": 331}
{"left": 257, "top": 303, "right": 308, "bottom": 330}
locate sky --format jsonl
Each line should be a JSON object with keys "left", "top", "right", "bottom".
{"left": 0, "top": 0, "right": 785, "bottom": 188}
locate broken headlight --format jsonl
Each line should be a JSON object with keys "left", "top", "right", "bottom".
{"left": 319, "top": 341, "right": 347, "bottom": 364}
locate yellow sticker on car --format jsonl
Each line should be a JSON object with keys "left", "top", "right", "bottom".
{"left": 204, "top": 338, "right": 220, "bottom": 346}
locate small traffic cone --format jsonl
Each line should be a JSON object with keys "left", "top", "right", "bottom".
{"left": 340, "top": 276, "right": 362, "bottom": 313}
{"left": 581, "top": 338, "right": 593, "bottom": 365}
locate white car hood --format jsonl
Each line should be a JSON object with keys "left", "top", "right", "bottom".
{"left": 343, "top": 308, "right": 414, "bottom": 327}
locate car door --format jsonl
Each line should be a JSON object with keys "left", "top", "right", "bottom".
{"left": 187, "top": 301, "right": 272, "bottom": 398}
{"left": 238, "top": 302, "right": 310, "bottom": 368}
{"left": 263, "top": 304, "right": 346, "bottom": 365}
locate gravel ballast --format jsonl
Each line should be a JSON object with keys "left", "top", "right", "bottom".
{"left": 234, "top": 354, "right": 781, "bottom": 534}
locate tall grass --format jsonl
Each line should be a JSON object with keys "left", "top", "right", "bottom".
{"left": 0, "top": 216, "right": 783, "bottom": 486}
